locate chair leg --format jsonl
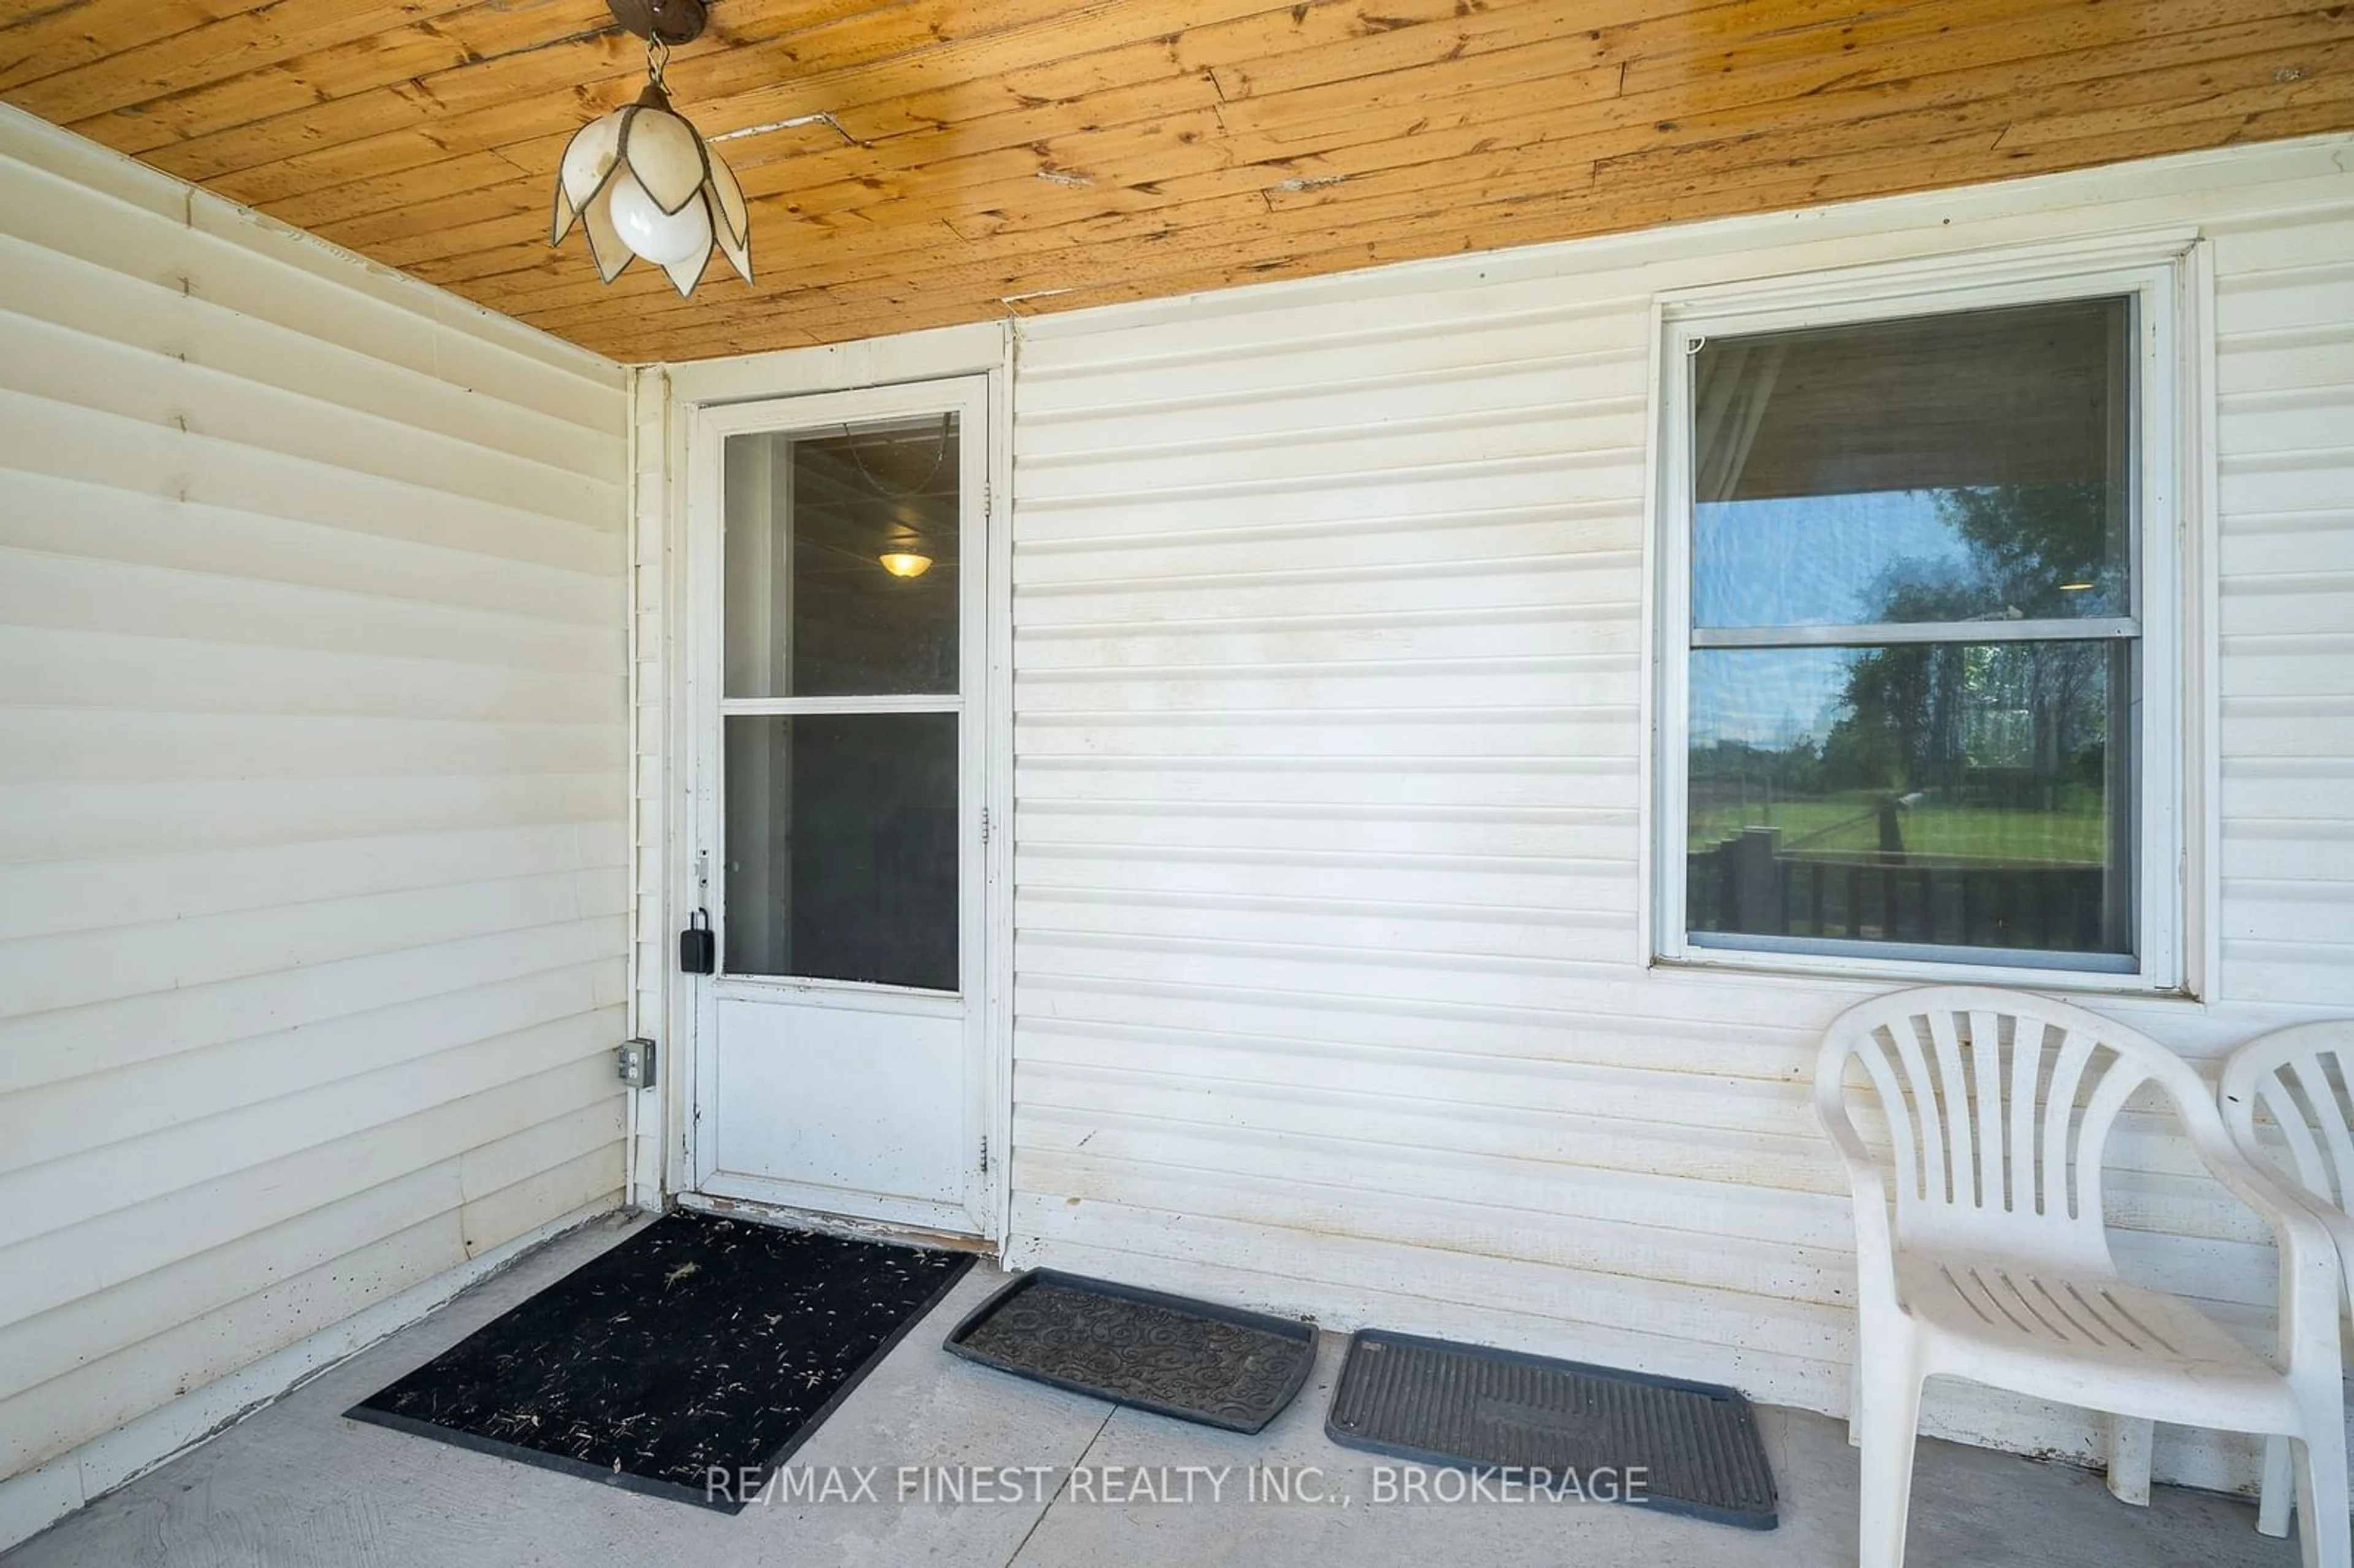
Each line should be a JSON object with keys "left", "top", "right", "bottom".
{"left": 2106, "top": 1415, "right": 2152, "bottom": 1506}
{"left": 2258, "top": 1433, "right": 2295, "bottom": 1539}
{"left": 2289, "top": 1390, "right": 2350, "bottom": 1568}
{"left": 1855, "top": 1362, "right": 1924, "bottom": 1568}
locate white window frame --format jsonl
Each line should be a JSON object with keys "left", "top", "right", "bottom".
{"left": 1650, "top": 243, "right": 2196, "bottom": 994}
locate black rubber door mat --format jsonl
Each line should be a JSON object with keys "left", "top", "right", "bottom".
{"left": 1325, "top": 1330, "right": 1778, "bottom": 1529}
{"left": 943, "top": 1269, "right": 1316, "bottom": 1433}
{"left": 348, "top": 1211, "right": 973, "bottom": 1510}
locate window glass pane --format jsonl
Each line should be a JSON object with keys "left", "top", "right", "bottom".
{"left": 1686, "top": 642, "right": 2132, "bottom": 958}
{"left": 724, "top": 414, "right": 959, "bottom": 697}
{"left": 724, "top": 713, "right": 959, "bottom": 989}
{"left": 1691, "top": 299, "right": 2131, "bottom": 628}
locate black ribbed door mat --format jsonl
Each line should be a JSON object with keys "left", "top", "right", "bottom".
{"left": 1326, "top": 1330, "right": 1778, "bottom": 1529}
{"left": 943, "top": 1269, "right": 1316, "bottom": 1433}
{"left": 348, "top": 1211, "right": 972, "bottom": 1510}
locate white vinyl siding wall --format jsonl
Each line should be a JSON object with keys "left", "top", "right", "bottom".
{"left": 1002, "top": 134, "right": 2354, "bottom": 1491}
{"left": 0, "top": 104, "right": 631, "bottom": 1527}
{"left": 628, "top": 367, "right": 673, "bottom": 1211}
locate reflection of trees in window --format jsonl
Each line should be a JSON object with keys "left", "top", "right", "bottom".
{"left": 1824, "top": 642, "right": 2106, "bottom": 810}
{"left": 1824, "top": 484, "right": 2114, "bottom": 815}
{"left": 1858, "top": 483, "right": 2122, "bottom": 618}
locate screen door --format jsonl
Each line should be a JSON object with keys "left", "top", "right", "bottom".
{"left": 686, "top": 376, "right": 989, "bottom": 1235}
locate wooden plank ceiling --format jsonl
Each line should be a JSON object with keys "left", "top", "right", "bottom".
{"left": 3, "top": 0, "right": 2350, "bottom": 363}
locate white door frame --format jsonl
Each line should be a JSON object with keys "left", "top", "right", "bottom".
{"left": 658, "top": 344, "right": 1013, "bottom": 1247}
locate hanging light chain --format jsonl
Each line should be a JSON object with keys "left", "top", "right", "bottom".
{"left": 646, "top": 33, "right": 671, "bottom": 90}
{"left": 839, "top": 416, "right": 952, "bottom": 498}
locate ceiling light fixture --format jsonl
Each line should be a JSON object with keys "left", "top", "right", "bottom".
{"left": 879, "top": 552, "right": 934, "bottom": 579}
{"left": 550, "top": 0, "right": 750, "bottom": 297}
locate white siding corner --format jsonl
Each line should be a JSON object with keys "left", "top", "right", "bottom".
{"left": 0, "top": 104, "right": 631, "bottom": 1533}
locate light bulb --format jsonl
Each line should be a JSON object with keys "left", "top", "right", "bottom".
{"left": 879, "top": 552, "right": 933, "bottom": 579}
{"left": 607, "top": 179, "right": 711, "bottom": 267}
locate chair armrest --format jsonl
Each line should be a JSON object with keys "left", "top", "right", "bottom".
{"left": 2184, "top": 1125, "right": 2343, "bottom": 1367}
{"left": 1816, "top": 1070, "right": 1897, "bottom": 1284}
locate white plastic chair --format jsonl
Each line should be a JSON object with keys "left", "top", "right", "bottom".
{"left": 2220, "top": 1021, "right": 2354, "bottom": 1542}
{"left": 1816, "top": 986, "right": 2348, "bottom": 1568}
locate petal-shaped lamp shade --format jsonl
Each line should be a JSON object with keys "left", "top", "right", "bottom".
{"left": 617, "top": 106, "right": 707, "bottom": 213}
{"left": 582, "top": 183, "right": 634, "bottom": 284}
{"left": 706, "top": 151, "right": 752, "bottom": 282}
{"left": 549, "top": 85, "right": 751, "bottom": 297}
{"left": 557, "top": 109, "right": 625, "bottom": 216}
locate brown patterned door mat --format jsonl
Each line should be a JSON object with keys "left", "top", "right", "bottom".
{"left": 943, "top": 1269, "right": 1316, "bottom": 1433}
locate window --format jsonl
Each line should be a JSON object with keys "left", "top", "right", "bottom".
{"left": 1656, "top": 262, "right": 2185, "bottom": 986}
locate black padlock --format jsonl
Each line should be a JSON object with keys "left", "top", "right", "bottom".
{"left": 679, "top": 908, "right": 715, "bottom": 974}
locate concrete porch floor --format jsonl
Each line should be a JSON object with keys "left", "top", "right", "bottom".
{"left": 4, "top": 1214, "right": 2299, "bottom": 1568}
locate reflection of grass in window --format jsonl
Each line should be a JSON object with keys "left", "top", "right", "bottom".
{"left": 1687, "top": 792, "right": 2108, "bottom": 863}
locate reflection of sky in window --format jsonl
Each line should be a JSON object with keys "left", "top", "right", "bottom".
{"left": 1693, "top": 489, "right": 1973, "bottom": 628}
{"left": 1690, "top": 647, "right": 1857, "bottom": 747}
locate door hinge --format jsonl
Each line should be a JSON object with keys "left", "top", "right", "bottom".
{"left": 979, "top": 1135, "right": 991, "bottom": 1174}
{"left": 980, "top": 807, "right": 991, "bottom": 845}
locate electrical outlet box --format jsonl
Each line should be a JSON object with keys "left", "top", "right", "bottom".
{"left": 617, "top": 1038, "right": 657, "bottom": 1089}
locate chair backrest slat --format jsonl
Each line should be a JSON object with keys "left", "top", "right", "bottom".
{"left": 1968, "top": 1008, "right": 2006, "bottom": 1210}
{"left": 1927, "top": 1008, "right": 1975, "bottom": 1208}
{"left": 1857, "top": 1033, "right": 1919, "bottom": 1204}
{"left": 1885, "top": 1016, "right": 1946, "bottom": 1205}
{"left": 2008, "top": 1014, "right": 2047, "bottom": 1216}
{"left": 2040, "top": 1027, "right": 2100, "bottom": 1223}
